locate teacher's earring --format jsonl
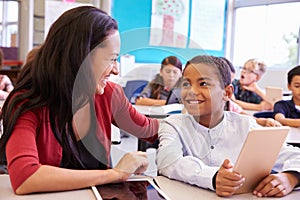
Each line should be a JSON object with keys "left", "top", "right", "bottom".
{"left": 223, "top": 96, "right": 229, "bottom": 101}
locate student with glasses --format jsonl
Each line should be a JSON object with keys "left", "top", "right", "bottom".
{"left": 231, "top": 58, "right": 272, "bottom": 111}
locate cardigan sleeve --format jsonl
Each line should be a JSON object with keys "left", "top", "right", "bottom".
{"left": 111, "top": 83, "right": 159, "bottom": 143}
{"left": 6, "top": 110, "right": 42, "bottom": 192}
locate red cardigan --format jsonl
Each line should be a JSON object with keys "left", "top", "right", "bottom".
{"left": 6, "top": 82, "right": 159, "bottom": 191}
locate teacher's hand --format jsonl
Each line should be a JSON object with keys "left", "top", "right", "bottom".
{"left": 113, "top": 151, "right": 149, "bottom": 181}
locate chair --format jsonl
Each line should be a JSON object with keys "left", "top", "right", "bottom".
{"left": 123, "top": 80, "right": 148, "bottom": 104}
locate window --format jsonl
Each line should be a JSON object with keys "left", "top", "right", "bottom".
{"left": 232, "top": 1, "right": 300, "bottom": 68}
{"left": 0, "top": 0, "right": 19, "bottom": 47}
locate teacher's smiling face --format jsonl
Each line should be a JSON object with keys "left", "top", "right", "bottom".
{"left": 91, "top": 30, "right": 120, "bottom": 95}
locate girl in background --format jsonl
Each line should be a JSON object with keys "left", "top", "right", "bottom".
{"left": 135, "top": 56, "right": 182, "bottom": 106}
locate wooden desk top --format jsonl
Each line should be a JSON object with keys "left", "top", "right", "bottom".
{"left": 154, "top": 176, "right": 300, "bottom": 200}
{"left": 286, "top": 127, "right": 300, "bottom": 144}
{"left": 0, "top": 175, "right": 96, "bottom": 200}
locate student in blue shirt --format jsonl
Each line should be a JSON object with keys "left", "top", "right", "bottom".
{"left": 274, "top": 65, "right": 300, "bottom": 127}
{"left": 157, "top": 55, "right": 300, "bottom": 197}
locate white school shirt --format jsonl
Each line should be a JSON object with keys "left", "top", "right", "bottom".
{"left": 156, "top": 111, "right": 300, "bottom": 191}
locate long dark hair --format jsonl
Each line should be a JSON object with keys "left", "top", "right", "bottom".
{"left": 151, "top": 56, "right": 182, "bottom": 99}
{"left": 0, "top": 6, "right": 118, "bottom": 167}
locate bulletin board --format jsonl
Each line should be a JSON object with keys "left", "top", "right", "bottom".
{"left": 111, "top": 0, "right": 228, "bottom": 63}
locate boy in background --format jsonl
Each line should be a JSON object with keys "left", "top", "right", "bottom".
{"left": 231, "top": 58, "right": 272, "bottom": 111}
{"left": 274, "top": 65, "right": 300, "bottom": 127}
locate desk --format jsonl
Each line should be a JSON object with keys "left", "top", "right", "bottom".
{"left": 0, "top": 175, "right": 96, "bottom": 200}
{"left": 286, "top": 127, "right": 300, "bottom": 147}
{"left": 134, "top": 104, "right": 183, "bottom": 151}
{"left": 154, "top": 176, "right": 300, "bottom": 200}
{"left": 134, "top": 104, "right": 184, "bottom": 118}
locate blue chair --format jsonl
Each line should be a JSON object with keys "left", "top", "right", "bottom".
{"left": 123, "top": 80, "right": 148, "bottom": 104}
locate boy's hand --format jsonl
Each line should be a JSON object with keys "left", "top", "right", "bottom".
{"left": 215, "top": 159, "right": 245, "bottom": 197}
{"left": 264, "top": 118, "right": 282, "bottom": 127}
{"left": 242, "top": 81, "right": 258, "bottom": 92}
{"left": 253, "top": 172, "right": 298, "bottom": 197}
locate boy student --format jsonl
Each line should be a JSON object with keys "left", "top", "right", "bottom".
{"left": 156, "top": 55, "right": 300, "bottom": 197}
{"left": 274, "top": 65, "right": 300, "bottom": 127}
{"left": 231, "top": 58, "right": 272, "bottom": 111}
{"left": 220, "top": 57, "right": 281, "bottom": 127}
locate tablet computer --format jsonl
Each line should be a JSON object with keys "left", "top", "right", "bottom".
{"left": 233, "top": 126, "right": 290, "bottom": 194}
{"left": 265, "top": 86, "right": 283, "bottom": 105}
{"left": 92, "top": 177, "right": 170, "bottom": 200}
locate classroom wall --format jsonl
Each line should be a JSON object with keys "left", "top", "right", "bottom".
{"left": 19, "top": 0, "right": 290, "bottom": 92}
{"left": 111, "top": 0, "right": 228, "bottom": 64}
{"left": 19, "top": 0, "right": 101, "bottom": 62}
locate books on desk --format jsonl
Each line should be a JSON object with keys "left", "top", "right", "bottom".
{"left": 134, "top": 103, "right": 184, "bottom": 117}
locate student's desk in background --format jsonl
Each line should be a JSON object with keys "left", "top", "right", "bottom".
{"left": 133, "top": 104, "right": 184, "bottom": 151}
{"left": 286, "top": 127, "right": 300, "bottom": 147}
{"left": 154, "top": 175, "right": 300, "bottom": 200}
{"left": 133, "top": 104, "right": 184, "bottom": 118}
{"left": 0, "top": 175, "right": 96, "bottom": 200}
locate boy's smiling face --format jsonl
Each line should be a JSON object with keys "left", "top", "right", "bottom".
{"left": 181, "top": 63, "right": 226, "bottom": 128}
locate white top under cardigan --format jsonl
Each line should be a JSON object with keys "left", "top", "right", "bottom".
{"left": 156, "top": 111, "right": 300, "bottom": 191}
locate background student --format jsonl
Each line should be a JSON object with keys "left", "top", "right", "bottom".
{"left": 156, "top": 55, "right": 300, "bottom": 197}
{"left": 0, "top": 6, "right": 158, "bottom": 195}
{"left": 231, "top": 58, "right": 272, "bottom": 111}
{"left": 135, "top": 56, "right": 182, "bottom": 106}
{"left": 220, "top": 57, "right": 281, "bottom": 127}
{"left": 0, "top": 48, "right": 14, "bottom": 100}
{"left": 274, "top": 65, "right": 300, "bottom": 127}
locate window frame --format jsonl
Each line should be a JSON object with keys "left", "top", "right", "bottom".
{"left": 229, "top": 0, "right": 300, "bottom": 66}
{"left": 0, "top": 0, "right": 19, "bottom": 47}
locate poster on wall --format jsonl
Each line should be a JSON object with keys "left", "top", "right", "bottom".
{"left": 45, "top": 0, "right": 92, "bottom": 38}
{"left": 149, "top": 0, "right": 189, "bottom": 48}
{"left": 189, "top": 0, "right": 226, "bottom": 50}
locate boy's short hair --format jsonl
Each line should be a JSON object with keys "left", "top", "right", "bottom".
{"left": 184, "top": 55, "right": 231, "bottom": 89}
{"left": 244, "top": 58, "right": 266, "bottom": 76}
{"left": 220, "top": 57, "right": 235, "bottom": 74}
{"left": 287, "top": 65, "right": 300, "bottom": 84}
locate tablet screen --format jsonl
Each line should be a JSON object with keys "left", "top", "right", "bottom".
{"left": 92, "top": 180, "right": 166, "bottom": 200}
{"left": 233, "top": 126, "right": 289, "bottom": 194}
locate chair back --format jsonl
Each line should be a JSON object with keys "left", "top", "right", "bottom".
{"left": 124, "top": 80, "right": 148, "bottom": 103}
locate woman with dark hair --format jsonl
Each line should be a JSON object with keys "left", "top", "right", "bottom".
{"left": 0, "top": 6, "right": 158, "bottom": 194}
{"left": 135, "top": 56, "right": 182, "bottom": 106}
